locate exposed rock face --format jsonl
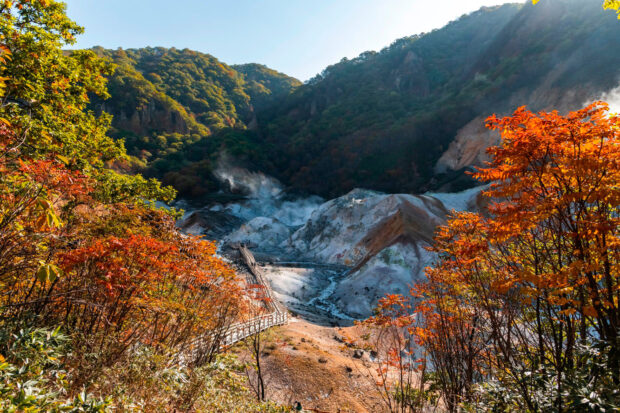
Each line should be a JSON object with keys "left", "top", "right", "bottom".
{"left": 181, "top": 185, "right": 485, "bottom": 319}
{"left": 435, "top": 116, "right": 499, "bottom": 173}
{"left": 282, "top": 186, "right": 484, "bottom": 317}
{"left": 224, "top": 217, "right": 290, "bottom": 250}
{"left": 178, "top": 209, "right": 244, "bottom": 239}
{"left": 333, "top": 242, "right": 433, "bottom": 318}
{"left": 103, "top": 101, "right": 191, "bottom": 136}
{"left": 435, "top": 86, "right": 609, "bottom": 174}
{"left": 285, "top": 188, "right": 483, "bottom": 266}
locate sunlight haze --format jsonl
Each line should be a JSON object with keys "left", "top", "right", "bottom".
{"left": 63, "top": 0, "right": 524, "bottom": 81}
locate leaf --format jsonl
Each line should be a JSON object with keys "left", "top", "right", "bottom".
{"left": 36, "top": 263, "right": 62, "bottom": 283}
{"left": 56, "top": 154, "right": 70, "bottom": 165}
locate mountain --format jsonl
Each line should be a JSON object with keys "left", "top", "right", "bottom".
{"left": 94, "top": 0, "right": 620, "bottom": 200}
{"left": 247, "top": 0, "right": 620, "bottom": 197}
{"left": 89, "top": 47, "right": 301, "bottom": 197}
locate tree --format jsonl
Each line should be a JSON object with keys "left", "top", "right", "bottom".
{"left": 0, "top": 0, "right": 246, "bottom": 396}
{"left": 0, "top": 0, "right": 175, "bottom": 203}
{"left": 363, "top": 294, "right": 439, "bottom": 413}
{"left": 0, "top": 0, "right": 117, "bottom": 164}
{"left": 241, "top": 284, "right": 275, "bottom": 402}
{"left": 376, "top": 102, "right": 620, "bottom": 411}
{"left": 605, "top": 0, "right": 620, "bottom": 16}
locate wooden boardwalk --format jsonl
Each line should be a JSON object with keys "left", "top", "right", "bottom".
{"left": 171, "top": 244, "right": 289, "bottom": 365}
{"left": 219, "top": 244, "right": 289, "bottom": 347}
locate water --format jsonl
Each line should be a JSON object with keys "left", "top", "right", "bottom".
{"left": 307, "top": 269, "right": 355, "bottom": 321}
{"left": 260, "top": 262, "right": 356, "bottom": 326}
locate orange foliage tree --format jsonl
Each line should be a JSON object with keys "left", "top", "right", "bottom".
{"left": 369, "top": 102, "right": 620, "bottom": 411}
{"left": 0, "top": 121, "right": 243, "bottom": 369}
{"left": 362, "top": 294, "right": 438, "bottom": 413}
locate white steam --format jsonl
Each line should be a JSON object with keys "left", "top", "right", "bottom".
{"left": 213, "top": 155, "right": 282, "bottom": 199}
{"left": 600, "top": 84, "right": 620, "bottom": 114}
{"left": 212, "top": 155, "right": 323, "bottom": 227}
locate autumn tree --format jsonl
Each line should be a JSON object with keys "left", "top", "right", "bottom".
{"left": 363, "top": 294, "right": 439, "bottom": 413}
{"left": 370, "top": 102, "right": 620, "bottom": 411}
{"left": 605, "top": 0, "right": 620, "bottom": 16}
{"left": 0, "top": 2, "right": 248, "bottom": 405}
{"left": 0, "top": 0, "right": 175, "bottom": 203}
{"left": 240, "top": 284, "right": 278, "bottom": 402}
{"left": 533, "top": 0, "right": 620, "bottom": 17}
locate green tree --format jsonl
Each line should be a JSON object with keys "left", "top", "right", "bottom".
{"left": 0, "top": 0, "right": 174, "bottom": 202}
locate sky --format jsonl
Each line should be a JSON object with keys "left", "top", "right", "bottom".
{"left": 63, "top": 0, "right": 522, "bottom": 81}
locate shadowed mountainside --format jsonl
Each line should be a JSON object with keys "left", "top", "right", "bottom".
{"left": 95, "top": 0, "right": 620, "bottom": 199}
{"left": 249, "top": 0, "right": 620, "bottom": 197}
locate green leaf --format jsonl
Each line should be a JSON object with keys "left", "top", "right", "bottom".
{"left": 56, "top": 154, "right": 70, "bottom": 165}
{"left": 36, "top": 265, "right": 50, "bottom": 283}
{"left": 36, "top": 264, "right": 62, "bottom": 283}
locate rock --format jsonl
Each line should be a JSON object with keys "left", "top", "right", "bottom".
{"left": 435, "top": 86, "right": 601, "bottom": 175}
{"left": 104, "top": 99, "right": 192, "bottom": 137}
{"left": 353, "top": 349, "right": 364, "bottom": 359}
{"left": 282, "top": 186, "right": 485, "bottom": 318}
{"left": 435, "top": 116, "right": 499, "bottom": 173}
{"left": 318, "top": 357, "right": 328, "bottom": 364}
{"left": 285, "top": 189, "right": 450, "bottom": 266}
{"left": 180, "top": 173, "right": 488, "bottom": 321}
{"left": 333, "top": 242, "right": 433, "bottom": 318}
{"left": 224, "top": 217, "right": 291, "bottom": 250}
{"left": 177, "top": 209, "right": 243, "bottom": 238}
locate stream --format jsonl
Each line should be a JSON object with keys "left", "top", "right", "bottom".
{"left": 307, "top": 269, "right": 355, "bottom": 322}
{"left": 258, "top": 262, "right": 357, "bottom": 326}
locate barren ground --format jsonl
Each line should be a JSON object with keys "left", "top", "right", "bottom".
{"left": 232, "top": 318, "right": 386, "bottom": 413}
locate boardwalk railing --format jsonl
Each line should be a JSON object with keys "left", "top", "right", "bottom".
{"left": 236, "top": 244, "right": 287, "bottom": 315}
{"left": 227, "top": 244, "right": 288, "bottom": 343}
{"left": 186, "top": 245, "right": 289, "bottom": 356}
{"left": 167, "top": 244, "right": 290, "bottom": 366}
{"left": 220, "top": 311, "right": 288, "bottom": 347}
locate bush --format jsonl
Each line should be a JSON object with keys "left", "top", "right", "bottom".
{"left": 0, "top": 325, "right": 109, "bottom": 412}
{"left": 92, "top": 350, "right": 288, "bottom": 412}
{"left": 465, "top": 340, "right": 620, "bottom": 413}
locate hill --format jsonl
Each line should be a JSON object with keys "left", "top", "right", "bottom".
{"left": 94, "top": 0, "right": 620, "bottom": 200}
{"left": 89, "top": 47, "right": 301, "bottom": 197}
{"left": 247, "top": 0, "right": 620, "bottom": 197}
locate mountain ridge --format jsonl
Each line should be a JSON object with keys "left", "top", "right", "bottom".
{"left": 94, "top": 0, "right": 620, "bottom": 199}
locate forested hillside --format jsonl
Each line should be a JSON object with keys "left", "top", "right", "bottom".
{"left": 248, "top": 0, "right": 620, "bottom": 196}
{"left": 0, "top": 1, "right": 292, "bottom": 410}
{"left": 98, "top": 0, "right": 620, "bottom": 200}
{"left": 88, "top": 48, "right": 300, "bottom": 197}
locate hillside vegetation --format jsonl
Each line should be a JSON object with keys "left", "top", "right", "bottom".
{"left": 104, "top": 0, "right": 620, "bottom": 199}
{"left": 1, "top": 0, "right": 620, "bottom": 411}
{"left": 0, "top": 1, "right": 287, "bottom": 410}
{"left": 249, "top": 0, "right": 620, "bottom": 196}
{"left": 89, "top": 47, "right": 301, "bottom": 198}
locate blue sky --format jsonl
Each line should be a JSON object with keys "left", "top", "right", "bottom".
{"left": 63, "top": 0, "right": 522, "bottom": 81}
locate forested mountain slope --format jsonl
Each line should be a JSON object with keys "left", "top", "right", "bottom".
{"left": 95, "top": 0, "right": 620, "bottom": 200}
{"left": 249, "top": 0, "right": 620, "bottom": 196}
{"left": 89, "top": 47, "right": 301, "bottom": 197}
